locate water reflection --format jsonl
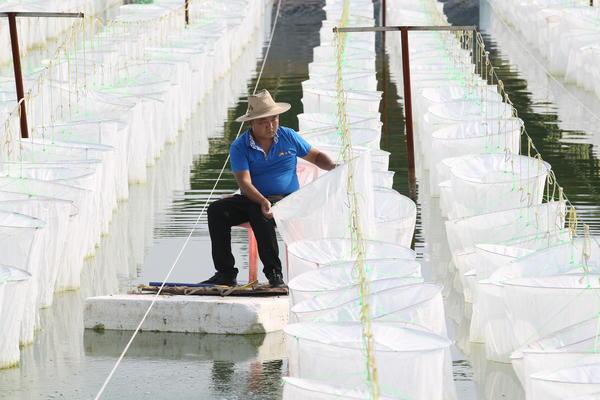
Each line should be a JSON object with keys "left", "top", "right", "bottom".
{"left": 0, "top": 288, "right": 286, "bottom": 400}
{"left": 84, "top": 329, "right": 286, "bottom": 362}
{"left": 7, "top": 0, "right": 600, "bottom": 398}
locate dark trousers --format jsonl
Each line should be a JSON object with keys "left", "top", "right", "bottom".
{"left": 207, "top": 194, "right": 282, "bottom": 276}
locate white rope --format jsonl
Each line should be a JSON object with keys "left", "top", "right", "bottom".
{"left": 92, "top": 1, "right": 283, "bottom": 398}
{"left": 484, "top": 0, "right": 600, "bottom": 123}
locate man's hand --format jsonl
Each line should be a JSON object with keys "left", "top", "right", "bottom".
{"left": 302, "top": 148, "right": 336, "bottom": 171}
{"left": 261, "top": 199, "right": 273, "bottom": 219}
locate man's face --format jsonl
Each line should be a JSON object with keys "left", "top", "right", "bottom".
{"left": 250, "top": 115, "right": 279, "bottom": 141}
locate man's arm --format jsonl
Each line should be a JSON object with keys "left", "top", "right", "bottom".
{"left": 302, "top": 147, "right": 336, "bottom": 171}
{"left": 233, "top": 170, "right": 273, "bottom": 218}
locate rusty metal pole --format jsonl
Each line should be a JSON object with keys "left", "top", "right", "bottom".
{"left": 8, "top": 12, "right": 28, "bottom": 139}
{"left": 381, "top": 0, "right": 386, "bottom": 62}
{"left": 185, "top": 0, "right": 189, "bottom": 25}
{"left": 381, "top": 0, "right": 388, "bottom": 148}
{"left": 400, "top": 27, "right": 416, "bottom": 197}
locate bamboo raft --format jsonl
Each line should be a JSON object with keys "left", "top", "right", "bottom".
{"left": 136, "top": 280, "right": 288, "bottom": 297}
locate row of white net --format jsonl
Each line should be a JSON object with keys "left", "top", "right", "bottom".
{"left": 0, "top": 0, "right": 272, "bottom": 370}
{"left": 0, "top": 0, "right": 123, "bottom": 66}
{"left": 385, "top": 1, "right": 600, "bottom": 399}
{"left": 489, "top": 0, "right": 600, "bottom": 99}
{"left": 271, "top": 1, "right": 458, "bottom": 399}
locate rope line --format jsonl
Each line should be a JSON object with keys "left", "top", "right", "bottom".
{"left": 334, "top": 1, "right": 380, "bottom": 398}
{"left": 91, "top": 1, "right": 283, "bottom": 399}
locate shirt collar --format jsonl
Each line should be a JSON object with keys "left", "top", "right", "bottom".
{"left": 247, "top": 128, "right": 279, "bottom": 152}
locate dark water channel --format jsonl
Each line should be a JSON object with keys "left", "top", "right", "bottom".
{"left": 2, "top": 0, "right": 600, "bottom": 399}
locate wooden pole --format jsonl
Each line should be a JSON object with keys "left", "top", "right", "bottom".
{"left": 381, "top": 0, "right": 386, "bottom": 62}
{"left": 400, "top": 27, "right": 416, "bottom": 197}
{"left": 185, "top": 0, "right": 189, "bottom": 25}
{"left": 334, "top": 24, "right": 476, "bottom": 200}
{"left": 8, "top": 12, "right": 28, "bottom": 139}
{"left": 381, "top": 0, "right": 387, "bottom": 148}
{"left": 4, "top": 11, "right": 84, "bottom": 139}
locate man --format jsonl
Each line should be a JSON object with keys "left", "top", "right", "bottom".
{"left": 202, "top": 89, "right": 336, "bottom": 287}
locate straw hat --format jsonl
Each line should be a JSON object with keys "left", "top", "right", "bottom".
{"left": 235, "top": 89, "right": 291, "bottom": 122}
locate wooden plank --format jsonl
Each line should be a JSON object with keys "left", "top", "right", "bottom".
{"left": 136, "top": 283, "right": 288, "bottom": 297}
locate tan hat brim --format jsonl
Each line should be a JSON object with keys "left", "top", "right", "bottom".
{"left": 235, "top": 102, "right": 291, "bottom": 123}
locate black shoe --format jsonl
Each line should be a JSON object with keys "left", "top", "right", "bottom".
{"left": 266, "top": 271, "right": 285, "bottom": 288}
{"left": 201, "top": 271, "right": 238, "bottom": 286}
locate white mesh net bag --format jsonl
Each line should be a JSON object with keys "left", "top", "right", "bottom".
{"left": 420, "top": 100, "right": 515, "bottom": 162}
{"left": 323, "top": 0, "right": 375, "bottom": 19}
{"left": 285, "top": 238, "right": 416, "bottom": 281}
{"left": 445, "top": 201, "right": 566, "bottom": 255}
{"left": 0, "top": 177, "right": 89, "bottom": 291}
{"left": 304, "top": 144, "right": 389, "bottom": 172}
{"left": 0, "top": 210, "right": 44, "bottom": 345}
{"left": 298, "top": 112, "right": 382, "bottom": 133}
{"left": 39, "top": 119, "right": 130, "bottom": 198}
{"left": 467, "top": 230, "right": 572, "bottom": 345}
{"left": 446, "top": 153, "right": 551, "bottom": 218}
{"left": 475, "top": 279, "right": 516, "bottom": 362}
{"left": 301, "top": 88, "right": 381, "bottom": 115}
{"left": 516, "top": 317, "right": 600, "bottom": 398}
{"left": 285, "top": 321, "right": 456, "bottom": 400}
{"left": 503, "top": 274, "right": 600, "bottom": 351}
{"left": 320, "top": 18, "right": 375, "bottom": 44}
{"left": 292, "top": 281, "right": 447, "bottom": 336}
{"left": 0, "top": 265, "right": 30, "bottom": 369}
{"left": 414, "top": 85, "right": 502, "bottom": 121}
{"left": 477, "top": 237, "right": 600, "bottom": 359}
{"left": 494, "top": 236, "right": 600, "bottom": 282}
{"left": 312, "top": 45, "right": 375, "bottom": 65}
{"left": 454, "top": 229, "right": 572, "bottom": 292}
{"left": 283, "top": 377, "right": 396, "bottom": 400}
{"left": 530, "top": 363, "right": 600, "bottom": 400}
{"left": 288, "top": 258, "right": 422, "bottom": 306}
{"left": 0, "top": 162, "right": 101, "bottom": 256}
{"left": 0, "top": 194, "right": 73, "bottom": 308}
{"left": 302, "top": 72, "right": 378, "bottom": 92}
{"left": 300, "top": 127, "right": 381, "bottom": 150}
{"left": 473, "top": 229, "right": 572, "bottom": 280}
{"left": 273, "top": 155, "right": 375, "bottom": 244}
{"left": 429, "top": 118, "right": 523, "bottom": 195}
{"left": 372, "top": 188, "right": 416, "bottom": 247}
{"left": 309, "top": 58, "right": 375, "bottom": 74}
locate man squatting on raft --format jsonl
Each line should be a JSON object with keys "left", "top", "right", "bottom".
{"left": 202, "top": 89, "right": 336, "bottom": 288}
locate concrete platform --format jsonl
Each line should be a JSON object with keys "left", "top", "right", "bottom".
{"left": 84, "top": 294, "right": 289, "bottom": 334}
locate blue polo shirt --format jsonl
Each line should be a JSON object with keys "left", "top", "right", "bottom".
{"left": 230, "top": 126, "right": 312, "bottom": 196}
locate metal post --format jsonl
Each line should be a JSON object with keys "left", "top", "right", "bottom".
{"left": 334, "top": 25, "right": 475, "bottom": 199}
{"left": 2, "top": 11, "right": 84, "bottom": 139}
{"left": 8, "top": 13, "right": 28, "bottom": 139}
{"left": 400, "top": 27, "right": 416, "bottom": 184}
{"left": 185, "top": 0, "right": 189, "bottom": 25}
{"left": 381, "top": 0, "right": 386, "bottom": 59}
{"left": 380, "top": 0, "right": 388, "bottom": 149}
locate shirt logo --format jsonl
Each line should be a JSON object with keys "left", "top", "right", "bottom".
{"left": 278, "top": 150, "right": 292, "bottom": 157}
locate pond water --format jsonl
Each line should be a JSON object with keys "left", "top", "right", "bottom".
{"left": 2, "top": 0, "right": 600, "bottom": 399}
